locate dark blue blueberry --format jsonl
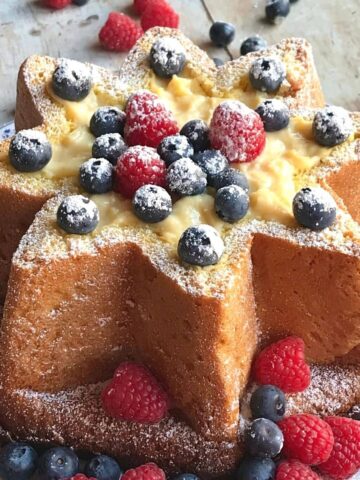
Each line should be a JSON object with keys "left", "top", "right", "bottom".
{"left": 250, "top": 385, "right": 286, "bottom": 423}
{"left": 240, "top": 35, "right": 268, "bottom": 55}
{"left": 73, "top": 0, "right": 89, "bottom": 4}
{"left": 245, "top": 418, "right": 284, "bottom": 458}
{"left": 85, "top": 454, "right": 123, "bottom": 480}
{"left": 212, "top": 168, "right": 249, "bottom": 193}
{"left": 92, "top": 133, "right": 127, "bottom": 165}
{"left": 37, "top": 447, "right": 79, "bottom": 480}
{"left": 255, "top": 99, "right": 290, "bottom": 132}
{"left": 215, "top": 185, "right": 249, "bottom": 223}
{"left": 265, "top": 0, "right": 290, "bottom": 23}
{"left": 178, "top": 224, "right": 224, "bottom": 266}
{"left": 133, "top": 185, "right": 172, "bottom": 223}
{"left": 52, "top": 59, "right": 92, "bottom": 102}
{"left": 348, "top": 406, "right": 360, "bottom": 421}
{"left": 293, "top": 187, "right": 337, "bottom": 231}
{"left": 172, "top": 474, "right": 200, "bottom": 480}
{"left": 79, "top": 158, "right": 113, "bottom": 194}
{"left": 166, "top": 157, "right": 207, "bottom": 196}
{"left": 57, "top": 195, "right": 99, "bottom": 234}
{"left": 312, "top": 106, "right": 353, "bottom": 147}
{"left": 158, "top": 135, "right": 194, "bottom": 166}
{"left": 150, "top": 37, "right": 186, "bottom": 78}
{"left": 249, "top": 57, "right": 286, "bottom": 93}
{"left": 0, "top": 443, "right": 38, "bottom": 480}
{"left": 236, "top": 457, "right": 276, "bottom": 480}
{"left": 9, "top": 130, "right": 52, "bottom": 172}
{"left": 90, "top": 107, "right": 126, "bottom": 137}
{"left": 193, "top": 150, "right": 228, "bottom": 187}
{"left": 213, "top": 58, "right": 225, "bottom": 67}
{"left": 180, "top": 119, "right": 210, "bottom": 153}
{"left": 209, "top": 22, "right": 235, "bottom": 47}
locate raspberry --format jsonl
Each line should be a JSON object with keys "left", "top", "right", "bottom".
{"left": 278, "top": 414, "right": 334, "bottom": 465}
{"left": 44, "top": 0, "right": 71, "bottom": 8}
{"left": 253, "top": 337, "right": 311, "bottom": 393}
{"left": 124, "top": 90, "right": 179, "bottom": 148}
{"left": 99, "top": 13, "right": 143, "bottom": 52}
{"left": 134, "top": 0, "right": 168, "bottom": 15}
{"left": 319, "top": 417, "right": 360, "bottom": 479}
{"left": 209, "top": 100, "right": 266, "bottom": 163}
{"left": 67, "top": 476, "right": 96, "bottom": 480}
{"left": 141, "top": 1, "right": 180, "bottom": 31}
{"left": 122, "top": 463, "right": 165, "bottom": 480}
{"left": 275, "top": 460, "right": 320, "bottom": 480}
{"left": 101, "top": 362, "right": 170, "bottom": 422}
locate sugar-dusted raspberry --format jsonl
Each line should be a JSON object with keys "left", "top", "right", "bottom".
{"left": 101, "top": 362, "right": 170, "bottom": 423}
{"left": 275, "top": 460, "right": 320, "bottom": 480}
{"left": 279, "top": 414, "right": 334, "bottom": 465}
{"left": 319, "top": 417, "right": 360, "bottom": 479}
{"left": 44, "top": 0, "right": 71, "bottom": 8}
{"left": 134, "top": 0, "right": 168, "bottom": 15}
{"left": 99, "top": 12, "right": 143, "bottom": 52}
{"left": 209, "top": 100, "right": 266, "bottom": 163}
{"left": 114, "top": 146, "right": 167, "bottom": 198}
{"left": 122, "top": 463, "right": 166, "bottom": 480}
{"left": 253, "top": 336, "right": 311, "bottom": 393}
{"left": 141, "top": 1, "right": 180, "bottom": 31}
{"left": 125, "top": 90, "right": 179, "bottom": 148}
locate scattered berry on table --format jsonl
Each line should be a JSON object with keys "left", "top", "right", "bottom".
{"left": 166, "top": 157, "right": 207, "bottom": 196}
{"left": 0, "top": 443, "right": 38, "bottom": 480}
{"left": 215, "top": 185, "right": 249, "bottom": 223}
{"left": 79, "top": 158, "right": 113, "bottom": 194}
{"left": 92, "top": 133, "right": 127, "bottom": 165}
{"left": 249, "top": 57, "right": 286, "bottom": 93}
{"left": 240, "top": 35, "right": 268, "bottom": 55}
{"left": 180, "top": 119, "right": 210, "bottom": 153}
{"left": 172, "top": 474, "right": 200, "bottom": 480}
{"left": 133, "top": 185, "right": 172, "bottom": 223}
{"left": 150, "top": 37, "right": 186, "bottom": 78}
{"left": 245, "top": 418, "right": 284, "bottom": 458}
{"left": 85, "top": 454, "right": 123, "bottom": 480}
{"left": 192, "top": 150, "right": 228, "bottom": 186}
{"left": 312, "top": 106, "right": 354, "bottom": 147}
{"left": 122, "top": 463, "right": 166, "bottom": 480}
{"left": 212, "top": 57, "right": 225, "bottom": 67}
{"left": 99, "top": 12, "right": 143, "bottom": 52}
{"left": 37, "top": 447, "right": 79, "bottom": 480}
{"left": 293, "top": 187, "right": 337, "bottom": 231}
{"left": 9, "top": 130, "right": 52, "bottom": 172}
{"left": 43, "top": 0, "right": 71, "bottom": 9}
{"left": 265, "top": 0, "right": 291, "bottom": 24}
{"left": 72, "top": 0, "right": 89, "bottom": 5}
{"left": 212, "top": 168, "right": 249, "bottom": 193}
{"left": 158, "top": 135, "right": 194, "bottom": 166}
{"left": 57, "top": 195, "right": 99, "bottom": 234}
{"left": 133, "top": 0, "right": 167, "bottom": 15}
{"left": 236, "top": 456, "right": 276, "bottom": 480}
{"left": 255, "top": 99, "right": 290, "bottom": 132}
{"left": 275, "top": 460, "right": 320, "bottom": 480}
{"left": 90, "top": 106, "right": 126, "bottom": 137}
{"left": 52, "top": 59, "right": 92, "bottom": 101}
{"left": 141, "top": 1, "right": 179, "bottom": 31}
{"left": 209, "top": 22, "right": 235, "bottom": 47}
{"left": 69, "top": 475, "right": 96, "bottom": 480}
{"left": 178, "top": 224, "right": 224, "bottom": 267}
{"left": 250, "top": 385, "right": 286, "bottom": 423}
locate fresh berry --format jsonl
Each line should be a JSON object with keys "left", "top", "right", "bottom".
{"left": 99, "top": 12, "right": 143, "bottom": 52}
{"left": 172, "top": 474, "right": 200, "bottom": 480}
{"left": 209, "top": 22, "right": 235, "bottom": 47}
{"left": 212, "top": 168, "right": 249, "bottom": 193}
{"left": 319, "top": 417, "right": 360, "bottom": 479}
{"left": 158, "top": 135, "right": 194, "bottom": 166}
{"left": 166, "top": 157, "right": 207, "bottom": 196}
{"left": 265, "top": 0, "right": 290, "bottom": 23}
{"left": 245, "top": 418, "right": 284, "bottom": 458}
{"left": 192, "top": 150, "right": 228, "bottom": 186}
{"left": 250, "top": 385, "right": 286, "bottom": 423}
{"left": 68, "top": 475, "right": 96, "bottom": 480}
{"left": 44, "top": 0, "right": 71, "bottom": 9}
{"left": 312, "top": 106, "right": 353, "bottom": 147}
{"left": 253, "top": 337, "right": 311, "bottom": 393}
{"left": 92, "top": 133, "right": 127, "bottom": 165}
{"left": 0, "top": 443, "right": 38, "bottom": 480}
{"left": 134, "top": 0, "right": 167, "bottom": 15}
{"left": 241, "top": 35, "right": 268, "bottom": 55}
{"left": 114, "top": 146, "right": 166, "bottom": 198}
{"left": 133, "top": 185, "right": 172, "bottom": 223}
{"left": 125, "top": 90, "right": 179, "bottom": 148}
{"left": 213, "top": 58, "right": 225, "bottom": 67}
{"left": 141, "top": 1, "right": 179, "bottom": 31}
{"left": 101, "top": 362, "right": 170, "bottom": 423}
{"left": 85, "top": 455, "right": 123, "bottom": 480}
{"left": 79, "top": 158, "right": 113, "bottom": 194}
{"left": 275, "top": 460, "right": 320, "bottom": 480}
{"left": 215, "top": 185, "right": 249, "bottom": 223}
{"left": 237, "top": 457, "right": 276, "bottom": 480}
{"left": 72, "top": 0, "right": 89, "bottom": 5}
{"left": 279, "top": 414, "right": 334, "bottom": 465}
{"left": 150, "top": 37, "right": 186, "bottom": 78}
{"left": 122, "top": 463, "right": 165, "bottom": 480}
{"left": 348, "top": 405, "right": 360, "bottom": 421}
{"left": 293, "top": 187, "right": 337, "bottom": 231}
{"left": 38, "top": 447, "right": 79, "bottom": 480}
{"left": 255, "top": 99, "right": 290, "bottom": 132}
{"left": 180, "top": 119, "right": 210, "bottom": 153}
{"left": 52, "top": 59, "right": 92, "bottom": 102}
{"left": 90, "top": 107, "right": 126, "bottom": 138}
{"left": 209, "top": 101, "right": 266, "bottom": 163}
{"left": 9, "top": 130, "right": 52, "bottom": 172}
{"left": 249, "top": 57, "right": 286, "bottom": 93}
{"left": 178, "top": 225, "right": 224, "bottom": 267}
{"left": 57, "top": 195, "right": 99, "bottom": 234}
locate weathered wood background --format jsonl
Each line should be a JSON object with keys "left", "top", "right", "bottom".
{"left": 0, "top": 0, "right": 359, "bottom": 125}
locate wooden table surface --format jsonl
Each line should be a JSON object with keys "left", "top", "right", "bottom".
{"left": 0, "top": 0, "right": 359, "bottom": 125}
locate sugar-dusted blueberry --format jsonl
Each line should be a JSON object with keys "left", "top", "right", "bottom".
{"left": 348, "top": 405, "right": 360, "bottom": 421}
{"left": 38, "top": 447, "right": 79, "bottom": 480}
{"left": 256, "top": 99, "right": 290, "bottom": 132}
{"left": 9, "top": 130, "right": 52, "bottom": 172}
{"left": 85, "top": 454, "right": 123, "bottom": 480}
{"left": 215, "top": 185, "right": 249, "bottom": 223}
{"left": 293, "top": 187, "right": 337, "bottom": 231}
{"left": 133, "top": 185, "right": 172, "bottom": 223}
{"left": 52, "top": 59, "right": 92, "bottom": 102}
{"left": 193, "top": 150, "right": 228, "bottom": 186}
{"left": 312, "top": 106, "right": 354, "bottom": 147}
{"left": 0, "top": 443, "right": 38, "bottom": 480}
{"left": 92, "top": 133, "right": 127, "bottom": 165}
{"left": 178, "top": 224, "right": 224, "bottom": 266}
{"left": 245, "top": 418, "right": 284, "bottom": 458}
{"left": 249, "top": 57, "right": 286, "bottom": 93}
{"left": 240, "top": 35, "right": 268, "bottom": 55}
{"left": 149, "top": 37, "right": 186, "bottom": 78}
{"left": 212, "top": 168, "right": 249, "bottom": 193}
{"left": 265, "top": 0, "right": 290, "bottom": 23}
{"left": 213, "top": 57, "right": 225, "bottom": 67}
{"left": 250, "top": 385, "right": 286, "bottom": 423}
{"left": 236, "top": 457, "right": 276, "bottom": 480}
{"left": 172, "top": 474, "right": 200, "bottom": 480}
{"left": 158, "top": 135, "right": 194, "bottom": 166}
{"left": 90, "top": 106, "right": 126, "bottom": 137}
{"left": 166, "top": 157, "right": 207, "bottom": 196}
{"left": 209, "top": 22, "right": 235, "bottom": 47}
{"left": 79, "top": 158, "right": 113, "bottom": 194}
{"left": 180, "top": 119, "right": 210, "bottom": 153}
{"left": 57, "top": 195, "right": 99, "bottom": 234}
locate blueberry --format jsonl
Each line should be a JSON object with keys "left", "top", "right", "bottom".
{"left": 92, "top": 133, "right": 127, "bottom": 165}
{"left": 293, "top": 187, "right": 337, "bottom": 231}
{"left": 90, "top": 107, "right": 126, "bottom": 138}
{"left": 255, "top": 99, "right": 290, "bottom": 132}
{"left": 37, "top": 447, "right": 79, "bottom": 480}
{"left": 312, "top": 106, "right": 354, "bottom": 147}
{"left": 249, "top": 57, "right": 286, "bottom": 93}
{"left": 9, "top": 130, "right": 52, "bottom": 172}
{"left": 85, "top": 454, "right": 123, "bottom": 480}
{"left": 57, "top": 195, "right": 99, "bottom": 234}
{"left": 158, "top": 135, "right": 194, "bottom": 166}
{"left": 245, "top": 418, "right": 284, "bottom": 458}
{"left": 79, "top": 158, "right": 113, "bottom": 194}
{"left": 212, "top": 168, "right": 249, "bottom": 193}
{"left": 73, "top": 0, "right": 89, "bottom": 4}
{"left": 133, "top": 185, "right": 172, "bottom": 223}
{"left": 240, "top": 35, "right": 268, "bottom": 55}
{"left": 178, "top": 224, "right": 224, "bottom": 266}
{"left": 166, "top": 157, "right": 207, "bottom": 196}
{"left": 180, "top": 119, "right": 210, "bottom": 153}
{"left": 348, "top": 405, "right": 360, "bottom": 421}
{"left": 209, "top": 22, "right": 235, "bottom": 47}
{"left": 193, "top": 150, "right": 228, "bottom": 187}
{"left": 172, "top": 474, "right": 200, "bottom": 480}
{"left": 213, "top": 57, "right": 225, "bottom": 67}
{"left": 0, "top": 443, "right": 38, "bottom": 480}
{"left": 250, "top": 385, "right": 286, "bottom": 423}
{"left": 149, "top": 37, "right": 186, "bottom": 78}
{"left": 215, "top": 185, "right": 249, "bottom": 223}
{"left": 265, "top": 0, "right": 290, "bottom": 23}
{"left": 52, "top": 59, "right": 92, "bottom": 102}
{"left": 236, "top": 457, "right": 276, "bottom": 480}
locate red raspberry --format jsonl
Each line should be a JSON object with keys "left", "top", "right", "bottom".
{"left": 114, "top": 146, "right": 166, "bottom": 198}
{"left": 134, "top": 0, "right": 168, "bottom": 15}
{"left": 275, "top": 460, "right": 320, "bottom": 480}
{"left": 253, "top": 337, "right": 311, "bottom": 393}
{"left": 122, "top": 463, "right": 165, "bottom": 480}
{"left": 125, "top": 90, "right": 179, "bottom": 148}
{"left": 99, "top": 13, "right": 143, "bottom": 52}
{"left": 101, "top": 362, "right": 170, "bottom": 423}
{"left": 319, "top": 417, "right": 360, "bottom": 479}
{"left": 209, "top": 100, "right": 266, "bottom": 163}
{"left": 44, "top": 0, "right": 71, "bottom": 8}
{"left": 66, "top": 475, "right": 96, "bottom": 480}
{"left": 278, "top": 414, "right": 334, "bottom": 465}
{"left": 141, "top": 1, "right": 180, "bottom": 31}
